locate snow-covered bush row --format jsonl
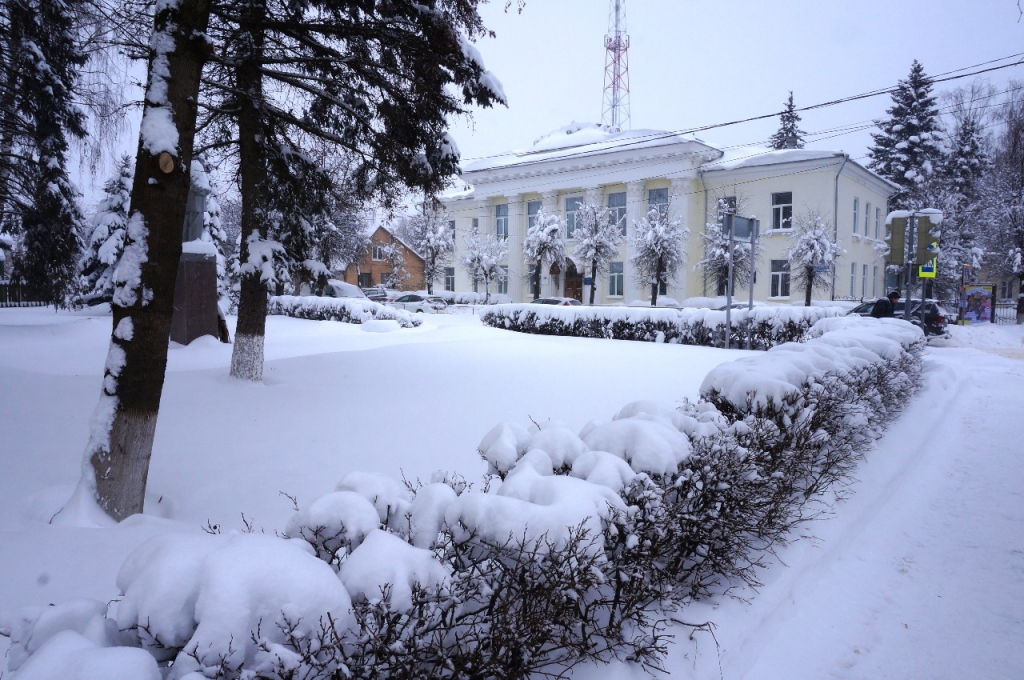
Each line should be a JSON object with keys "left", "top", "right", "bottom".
{"left": 268, "top": 295, "right": 422, "bottom": 328}
{"left": 429, "top": 290, "right": 511, "bottom": 305}
{"left": 481, "top": 303, "right": 845, "bottom": 350}
{"left": 3, "top": 317, "right": 923, "bottom": 680}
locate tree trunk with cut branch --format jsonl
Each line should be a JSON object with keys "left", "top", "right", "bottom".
{"left": 66, "top": 0, "right": 211, "bottom": 523}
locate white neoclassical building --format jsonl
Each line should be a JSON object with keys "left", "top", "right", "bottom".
{"left": 441, "top": 123, "right": 897, "bottom": 305}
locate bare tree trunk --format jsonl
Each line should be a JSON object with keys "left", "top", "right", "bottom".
{"left": 229, "top": 0, "right": 268, "bottom": 382}
{"left": 589, "top": 261, "right": 598, "bottom": 305}
{"left": 805, "top": 267, "right": 813, "bottom": 306}
{"left": 650, "top": 259, "right": 663, "bottom": 307}
{"left": 65, "top": 0, "right": 211, "bottom": 523}
{"left": 532, "top": 264, "right": 541, "bottom": 300}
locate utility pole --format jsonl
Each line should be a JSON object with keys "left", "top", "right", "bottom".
{"left": 602, "top": 0, "right": 631, "bottom": 131}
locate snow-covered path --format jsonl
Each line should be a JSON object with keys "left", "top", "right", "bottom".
{"left": 633, "top": 334, "right": 1024, "bottom": 680}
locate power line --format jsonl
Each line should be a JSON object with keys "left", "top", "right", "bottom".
{"left": 457, "top": 52, "right": 1024, "bottom": 168}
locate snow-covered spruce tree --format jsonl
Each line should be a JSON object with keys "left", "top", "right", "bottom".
{"left": 2, "top": 0, "right": 88, "bottom": 306}
{"left": 631, "top": 206, "right": 686, "bottom": 307}
{"left": 523, "top": 208, "right": 566, "bottom": 300}
{"left": 697, "top": 196, "right": 756, "bottom": 297}
{"left": 54, "top": 0, "right": 212, "bottom": 524}
{"left": 768, "top": 91, "right": 806, "bottom": 150}
{"left": 193, "top": 0, "right": 505, "bottom": 382}
{"left": 869, "top": 60, "right": 944, "bottom": 210}
{"left": 79, "top": 155, "right": 133, "bottom": 300}
{"left": 972, "top": 85, "right": 1024, "bottom": 294}
{"left": 929, "top": 87, "right": 992, "bottom": 302}
{"left": 461, "top": 228, "right": 507, "bottom": 303}
{"left": 405, "top": 203, "right": 455, "bottom": 294}
{"left": 572, "top": 201, "right": 623, "bottom": 304}
{"left": 788, "top": 212, "right": 845, "bottom": 306}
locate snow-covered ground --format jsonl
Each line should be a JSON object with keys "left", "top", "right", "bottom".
{"left": 1, "top": 308, "right": 1021, "bottom": 678}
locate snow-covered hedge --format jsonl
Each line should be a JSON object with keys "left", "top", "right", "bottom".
{"left": 481, "top": 303, "right": 846, "bottom": 350}
{"left": 430, "top": 290, "right": 511, "bottom": 305}
{"left": 268, "top": 295, "right": 422, "bottom": 328}
{"left": 3, "top": 317, "right": 924, "bottom": 679}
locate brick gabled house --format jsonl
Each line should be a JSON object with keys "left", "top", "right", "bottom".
{"left": 341, "top": 226, "right": 426, "bottom": 291}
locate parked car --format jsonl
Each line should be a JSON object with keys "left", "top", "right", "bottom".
{"left": 847, "top": 299, "right": 950, "bottom": 336}
{"left": 530, "top": 297, "right": 582, "bottom": 306}
{"left": 362, "top": 286, "right": 400, "bottom": 302}
{"left": 388, "top": 292, "right": 447, "bottom": 313}
{"left": 322, "top": 280, "right": 368, "bottom": 299}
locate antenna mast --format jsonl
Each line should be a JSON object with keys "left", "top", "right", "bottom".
{"left": 602, "top": 0, "right": 631, "bottom": 131}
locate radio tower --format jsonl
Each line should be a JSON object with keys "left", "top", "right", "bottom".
{"left": 601, "top": 0, "right": 631, "bottom": 131}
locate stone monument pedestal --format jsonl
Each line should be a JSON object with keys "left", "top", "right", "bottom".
{"left": 171, "top": 250, "right": 219, "bottom": 345}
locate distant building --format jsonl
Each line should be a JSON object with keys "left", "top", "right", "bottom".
{"left": 340, "top": 226, "right": 426, "bottom": 291}
{"left": 442, "top": 123, "right": 897, "bottom": 304}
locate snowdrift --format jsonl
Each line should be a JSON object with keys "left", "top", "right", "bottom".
{"left": 268, "top": 295, "right": 422, "bottom": 328}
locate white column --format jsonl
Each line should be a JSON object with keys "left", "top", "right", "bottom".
{"left": 506, "top": 194, "right": 523, "bottom": 301}
{"left": 670, "top": 177, "right": 690, "bottom": 298}
{"left": 625, "top": 181, "right": 646, "bottom": 302}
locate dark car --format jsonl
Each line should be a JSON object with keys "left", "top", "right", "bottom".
{"left": 848, "top": 299, "right": 950, "bottom": 336}
{"left": 530, "top": 297, "right": 582, "bottom": 306}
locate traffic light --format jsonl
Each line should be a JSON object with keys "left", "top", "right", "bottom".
{"left": 915, "top": 215, "right": 939, "bottom": 265}
{"left": 888, "top": 216, "right": 907, "bottom": 266}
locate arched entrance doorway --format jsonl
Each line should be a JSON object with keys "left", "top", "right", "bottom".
{"left": 563, "top": 260, "right": 584, "bottom": 302}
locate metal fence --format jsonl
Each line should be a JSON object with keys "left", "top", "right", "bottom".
{"left": 995, "top": 302, "right": 1019, "bottom": 324}
{"left": 0, "top": 281, "right": 48, "bottom": 308}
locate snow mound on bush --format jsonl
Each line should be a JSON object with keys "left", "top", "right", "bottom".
{"left": 116, "top": 533, "right": 353, "bottom": 677}
{"left": 11, "top": 630, "right": 159, "bottom": 680}
{"left": 477, "top": 422, "right": 531, "bottom": 475}
{"left": 336, "top": 471, "right": 412, "bottom": 532}
{"left": 285, "top": 490, "right": 382, "bottom": 561}
{"left": 339, "top": 529, "right": 449, "bottom": 612}
{"left": 581, "top": 418, "right": 691, "bottom": 475}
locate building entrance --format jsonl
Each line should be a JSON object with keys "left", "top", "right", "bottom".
{"left": 564, "top": 261, "right": 584, "bottom": 302}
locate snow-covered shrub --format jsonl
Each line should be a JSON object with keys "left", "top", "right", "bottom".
{"left": 268, "top": 294, "right": 422, "bottom": 328}
{"left": 481, "top": 303, "right": 845, "bottom": 350}
{"left": 6, "top": 318, "right": 925, "bottom": 680}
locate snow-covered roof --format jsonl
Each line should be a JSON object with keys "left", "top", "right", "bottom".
{"left": 700, "top": 146, "right": 845, "bottom": 171}
{"left": 461, "top": 122, "right": 702, "bottom": 174}
{"left": 377, "top": 224, "right": 424, "bottom": 261}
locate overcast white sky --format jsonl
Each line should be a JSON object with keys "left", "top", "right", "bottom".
{"left": 448, "top": 0, "right": 1024, "bottom": 166}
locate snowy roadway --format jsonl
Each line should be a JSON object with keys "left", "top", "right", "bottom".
{"left": 1, "top": 307, "right": 1022, "bottom": 678}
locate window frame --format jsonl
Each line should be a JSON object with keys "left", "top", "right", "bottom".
{"left": 607, "top": 192, "right": 627, "bottom": 236}
{"left": 852, "top": 198, "right": 860, "bottom": 235}
{"left": 862, "top": 263, "right": 868, "bottom": 298}
{"left": 608, "top": 261, "right": 624, "bottom": 297}
{"left": 497, "top": 265, "right": 509, "bottom": 295}
{"left": 372, "top": 244, "right": 386, "bottom": 261}
{"left": 850, "top": 261, "right": 857, "bottom": 297}
{"left": 527, "top": 199, "right": 542, "bottom": 230}
{"left": 771, "top": 192, "right": 793, "bottom": 231}
{"left": 444, "top": 267, "right": 455, "bottom": 292}
{"left": 495, "top": 204, "right": 509, "bottom": 240}
{"left": 648, "top": 188, "right": 669, "bottom": 218}
{"left": 564, "top": 196, "right": 583, "bottom": 239}
{"left": 875, "top": 207, "right": 881, "bottom": 240}
{"left": 770, "top": 259, "right": 791, "bottom": 298}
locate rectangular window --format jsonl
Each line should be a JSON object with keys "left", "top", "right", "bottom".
{"left": 770, "top": 260, "right": 791, "bottom": 298}
{"left": 472, "top": 217, "right": 479, "bottom": 232}
{"left": 872, "top": 265, "right": 878, "bottom": 297}
{"left": 527, "top": 200, "right": 542, "bottom": 230}
{"left": 609, "top": 261, "right": 624, "bottom": 296}
{"left": 648, "top": 188, "right": 669, "bottom": 217}
{"left": 358, "top": 272, "right": 372, "bottom": 288}
{"left": 444, "top": 267, "right": 455, "bottom": 292}
{"left": 497, "top": 265, "right": 509, "bottom": 294}
{"left": 875, "top": 207, "right": 881, "bottom": 239}
{"left": 865, "top": 202, "right": 872, "bottom": 236}
{"left": 771, "top": 192, "right": 793, "bottom": 230}
{"left": 372, "top": 245, "right": 385, "bottom": 261}
{"left": 495, "top": 204, "right": 508, "bottom": 240}
{"left": 607, "top": 192, "right": 627, "bottom": 235}
{"left": 850, "top": 262, "right": 857, "bottom": 297}
{"left": 565, "top": 196, "right": 583, "bottom": 239}
{"left": 862, "top": 264, "right": 868, "bottom": 298}
{"left": 448, "top": 220, "right": 456, "bottom": 240}
{"left": 853, "top": 198, "right": 860, "bottom": 235}
{"left": 528, "top": 264, "right": 538, "bottom": 297}
{"left": 719, "top": 196, "right": 737, "bottom": 214}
